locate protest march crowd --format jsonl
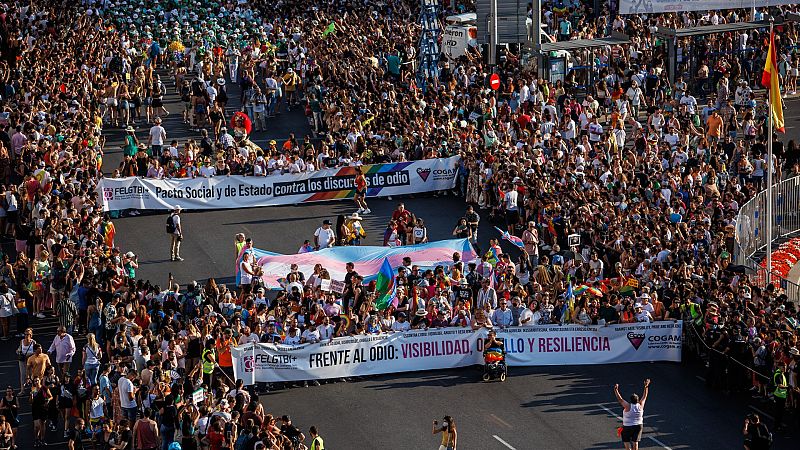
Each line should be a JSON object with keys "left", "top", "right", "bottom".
{"left": 1, "top": 0, "right": 800, "bottom": 449}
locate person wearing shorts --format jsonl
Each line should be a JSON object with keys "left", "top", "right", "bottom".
{"left": 614, "top": 379, "right": 650, "bottom": 450}
{"left": 353, "top": 166, "right": 370, "bottom": 214}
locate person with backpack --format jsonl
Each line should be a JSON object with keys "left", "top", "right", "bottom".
{"left": 166, "top": 207, "right": 184, "bottom": 262}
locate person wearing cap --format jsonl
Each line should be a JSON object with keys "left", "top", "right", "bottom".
{"left": 123, "top": 251, "right": 139, "bottom": 278}
{"left": 344, "top": 213, "right": 366, "bottom": 245}
{"left": 313, "top": 219, "right": 336, "bottom": 250}
{"left": 391, "top": 313, "right": 411, "bottom": 332}
{"left": 167, "top": 206, "right": 184, "bottom": 261}
{"left": 633, "top": 303, "right": 652, "bottom": 323}
{"left": 123, "top": 126, "right": 139, "bottom": 157}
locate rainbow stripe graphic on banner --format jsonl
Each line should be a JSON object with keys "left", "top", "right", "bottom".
{"left": 303, "top": 161, "right": 417, "bottom": 202}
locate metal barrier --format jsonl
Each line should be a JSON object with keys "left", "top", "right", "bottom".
{"left": 734, "top": 175, "right": 800, "bottom": 300}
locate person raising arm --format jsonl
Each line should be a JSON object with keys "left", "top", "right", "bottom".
{"left": 614, "top": 379, "right": 650, "bottom": 450}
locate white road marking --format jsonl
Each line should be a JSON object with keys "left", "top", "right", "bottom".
{"left": 598, "top": 404, "right": 622, "bottom": 420}
{"left": 695, "top": 376, "right": 706, "bottom": 382}
{"left": 489, "top": 413, "right": 513, "bottom": 429}
{"left": 596, "top": 404, "right": 673, "bottom": 450}
{"left": 748, "top": 405, "right": 774, "bottom": 420}
{"left": 492, "top": 435, "right": 517, "bottom": 450}
{"left": 647, "top": 435, "right": 674, "bottom": 450}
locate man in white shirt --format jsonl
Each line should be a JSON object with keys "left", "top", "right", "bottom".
{"left": 254, "top": 289, "right": 269, "bottom": 307}
{"left": 314, "top": 220, "right": 336, "bottom": 250}
{"left": 118, "top": 369, "right": 138, "bottom": 422}
{"left": 519, "top": 301, "right": 536, "bottom": 327}
{"left": 679, "top": 93, "right": 698, "bottom": 115}
{"left": 588, "top": 117, "right": 603, "bottom": 143}
{"left": 626, "top": 81, "right": 644, "bottom": 120}
{"left": 206, "top": 81, "right": 217, "bottom": 105}
{"left": 318, "top": 317, "right": 335, "bottom": 341}
{"left": 301, "top": 324, "right": 321, "bottom": 344}
{"left": 238, "top": 327, "right": 260, "bottom": 345}
{"left": 198, "top": 164, "right": 216, "bottom": 178}
{"left": 391, "top": 313, "right": 411, "bottom": 332}
{"left": 264, "top": 75, "right": 279, "bottom": 116}
{"left": 147, "top": 117, "right": 166, "bottom": 155}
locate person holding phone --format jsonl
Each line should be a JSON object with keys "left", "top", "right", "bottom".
{"left": 432, "top": 415, "right": 457, "bottom": 450}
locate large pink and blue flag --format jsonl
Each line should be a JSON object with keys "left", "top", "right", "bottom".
{"left": 245, "top": 239, "right": 476, "bottom": 290}
{"left": 494, "top": 226, "right": 525, "bottom": 250}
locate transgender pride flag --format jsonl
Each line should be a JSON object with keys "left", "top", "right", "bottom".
{"left": 494, "top": 226, "right": 525, "bottom": 250}
{"left": 240, "top": 239, "right": 477, "bottom": 290}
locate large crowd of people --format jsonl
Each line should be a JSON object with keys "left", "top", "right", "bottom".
{"left": 1, "top": 0, "right": 800, "bottom": 449}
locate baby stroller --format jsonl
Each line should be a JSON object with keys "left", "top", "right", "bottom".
{"left": 482, "top": 344, "right": 507, "bottom": 382}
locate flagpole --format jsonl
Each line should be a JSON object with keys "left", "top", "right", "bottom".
{"left": 766, "top": 17, "right": 774, "bottom": 285}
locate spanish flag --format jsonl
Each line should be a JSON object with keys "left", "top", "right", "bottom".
{"left": 762, "top": 29, "right": 785, "bottom": 133}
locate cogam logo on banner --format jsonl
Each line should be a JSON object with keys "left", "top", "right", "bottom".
{"left": 627, "top": 332, "right": 645, "bottom": 350}
{"left": 417, "top": 168, "right": 431, "bottom": 182}
{"left": 243, "top": 355, "right": 255, "bottom": 373}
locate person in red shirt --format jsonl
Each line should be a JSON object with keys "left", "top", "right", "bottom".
{"left": 204, "top": 420, "right": 226, "bottom": 450}
{"left": 353, "top": 166, "right": 370, "bottom": 214}
{"left": 391, "top": 203, "right": 414, "bottom": 245}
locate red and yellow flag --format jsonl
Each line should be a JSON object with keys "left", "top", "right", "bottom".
{"left": 762, "top": 29, "right": 785, "bottom": 133}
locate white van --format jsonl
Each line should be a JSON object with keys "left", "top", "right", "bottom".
{"left": 442, "top": 13, "right": 478, "bottom": 61}
{"left": 442, "top": 13, "right": 562, "bottom": 61}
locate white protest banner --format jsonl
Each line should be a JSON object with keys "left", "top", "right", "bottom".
{"left": 618, "top": 0, "right": 792, "bottom": 14}
{"left": 98, "top": 156, "right": 460, "bottom": 211}
{"left": 231, "top": 322, "right": 682, "bottom": 383}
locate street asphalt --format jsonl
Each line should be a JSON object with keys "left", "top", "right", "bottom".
{"left": 2, "top": 77, "right": 799, "bottom": 449}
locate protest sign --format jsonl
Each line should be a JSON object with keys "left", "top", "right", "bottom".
{"left": 320, "top": 279, "right": 332, "bottom": 292}
{"left": 330, "top": 280, "right": 346, "bottom": 294}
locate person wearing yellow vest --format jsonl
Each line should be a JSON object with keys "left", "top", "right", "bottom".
{"left": 309, "top": 426, "right": 324, "bottom": 450}
{"left": 201, "top": 339, "right": 217, "bottom": 388}
{"left": 772, "top": 362, "right": 788, "bottom": 430}
{"left": 216, "top": 329, "right": 235, "bottom": 384}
